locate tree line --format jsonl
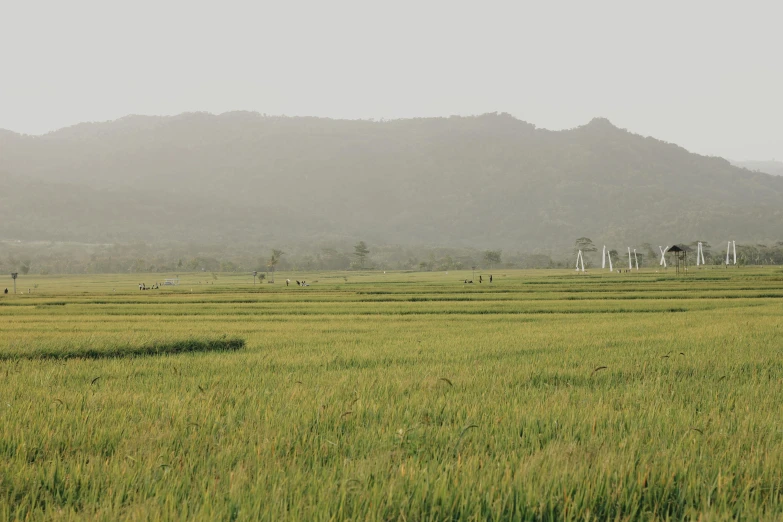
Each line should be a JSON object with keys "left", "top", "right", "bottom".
{"left": 2, "top": 238, "right": 783, "bottom": 276}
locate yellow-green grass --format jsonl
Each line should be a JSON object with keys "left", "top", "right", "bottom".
{"left": 1, "top": 268, "right": 783, "bottom": 520}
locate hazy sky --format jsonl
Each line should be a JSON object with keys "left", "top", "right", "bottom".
{"left": 1, "top": 0, "right": 781, "bottom": 160}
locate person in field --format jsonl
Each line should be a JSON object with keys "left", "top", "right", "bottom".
{"left": 490, "top": 275, "right": 493, "bottom": 283}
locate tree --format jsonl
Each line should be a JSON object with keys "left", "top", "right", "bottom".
{"left": 268, "top": 249, "right": 285, "bottom": 272}
{"left": 483, "top": 250, "right": 502, "bottom": 269}
{"left": 608, "top": 249, "right": 619, "bottom": 268}
{"left": 20, "top": 260, "right": 31, "bottom": 275}
{"left": 574, "top": 238, "right": 597, "bottom": 268}
{"left": 353, "top": 241, "right": 370, "bottom": 268}
{"left": 641, "top": 243, "right": 657, "bottom": 267}
{"left": 635, "top": 253, "right": 644, "bottom": 267}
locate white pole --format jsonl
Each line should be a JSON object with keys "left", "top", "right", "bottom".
{"left": 602, "top": 245, "right": 606, "bottom": 269}
{"left": 580, "top": 251, "right": 585, "bottom": 272}
{"left": 608, "top": 249, "right": 613, "bottom": 272}
{"left": 700, "top": 243, "right": 706, "bottom": 265}
{"left": 634, "top": 249, "right": 639, "bottom": 270}
{"left": 628, "top": 247, "right": 632, "bottom": 270}
{"left": 726, "top": 241, "right": 731, "bottom": 265}
{"left": 576, "top": 250, "right": 582, "bottom": 271}
{"left": 733, "top": 241, "right": 737, "bottom": 265}
{"left": 659, "top": 246, "right": 668, "bottom": 268}
{"left": 696, "top": 242, "right": 701, "bottom": 266}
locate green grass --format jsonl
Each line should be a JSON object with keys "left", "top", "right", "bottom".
{"left": 1, "top": 268, "right": 783, "bottom": 520}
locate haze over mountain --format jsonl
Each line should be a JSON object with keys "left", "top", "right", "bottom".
{"left": 731, "top": 160, "right": 783, "bottom": 177}
{"left": 2, "top": 112, "right": 783, "bottom": 251}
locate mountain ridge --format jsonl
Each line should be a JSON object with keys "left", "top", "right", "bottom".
{"left": 2, "top": 112, "right": 782, "bottom": 250}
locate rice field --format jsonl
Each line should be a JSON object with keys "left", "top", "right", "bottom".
{"left": 1, "top": 268, "right": 783, "bottom": 520}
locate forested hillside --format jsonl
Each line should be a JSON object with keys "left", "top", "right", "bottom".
{"left": 2, "top": 112, "right": 783, "bottom": 249}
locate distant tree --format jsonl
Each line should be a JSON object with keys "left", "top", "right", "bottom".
{"left": 574, "top": 238, "right": 597, "bottom": 268}
{"left": 641, "top": 243, "right": 657, "bottom": 267}
{"left": 353, "top": 241, "right": 370, "bottom": 268}
{"left": 483, "top": 250, "right": 502, "bottom": 269}
{"left": 220, "top": 261, "right": 238, "bottom": 272}
{"left": 268, "top": 249, "right": 285, "bottom": 272}
{"left": 635, "top": 253, "right": 644, "bottom": 267}
{"left": 608, "top": 249, "right": 619, "bottom": 268}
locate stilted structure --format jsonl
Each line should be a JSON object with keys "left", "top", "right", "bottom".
{"left": 667, "top": 245, "right": 687, "bottom": 275}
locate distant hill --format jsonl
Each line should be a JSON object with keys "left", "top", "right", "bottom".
{"left": 2, "top": 112, "right": 783, "bottom": 250}
{"left": 731, "top": 160, "right": 783, "bottom": 177}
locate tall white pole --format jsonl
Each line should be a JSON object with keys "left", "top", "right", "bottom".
{"left": 634, "top": 249, "right": 639, "bottom": 270}
{"left": 733, "top": 241, "right": 737, "bottom": 265}
{"left": 575, "top": 250, "right": 585, "bottom": 272}
{"left": 602, "top": 245, "right": 606, "bottom": 269}
{"left": 700, "top": 243, "right": 706, "bottom": 265}
{"left": 608, "top": 249, "right": 613, "bottom": 272}
{"left": 628, "top": 247, "right": 632, "bottom": 270}
{"left": 726, "top": 241, "right": 731, "bottom": 265}
{"left": 696, "top": 242, "right": 701, "bottom": 266}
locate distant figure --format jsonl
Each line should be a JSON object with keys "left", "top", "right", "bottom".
{"left": 286, "top": 279, "right": 290, "bottom": 286}
{"left": 3, "top": 288, "right": 7, "bottom": 294}
{"left": 490, "top": 275, "right": 493, "bottom": 283}
{"left": 479, "top": 275, "right": 483, "bottom": 283}
{"left": 464, "top": 279, "right": 468, "bottom": 284}
{"left": 296, "top": 280, "right": 301, "bottom": 286}
{"left": 469, "top": 280, "right": 473, "bottom": 284}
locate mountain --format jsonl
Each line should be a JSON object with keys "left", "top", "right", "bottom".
{"left": 731, "top": 160, "right": 783, "bottom": 177}
{"left": 2, "top": 112, "right": 783, "bottom": 250}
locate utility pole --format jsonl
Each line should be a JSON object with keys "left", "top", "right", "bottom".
{"left": 11, "top": 272, "right": 18, "bottom": 294}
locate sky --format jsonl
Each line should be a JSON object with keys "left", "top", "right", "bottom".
{"left": 1, "top": 0, "right": 781, "bottom": 160}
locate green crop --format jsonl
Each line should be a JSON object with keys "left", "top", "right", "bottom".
{"left": 1, "top": 268, "right": 782, "bottom": 520}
